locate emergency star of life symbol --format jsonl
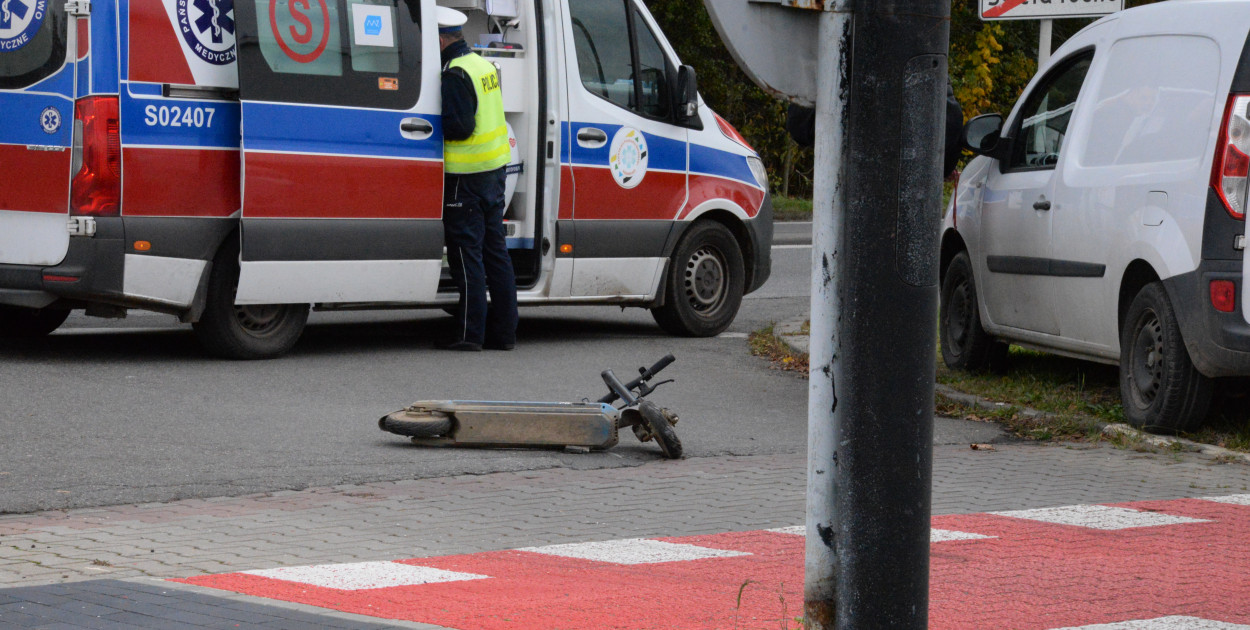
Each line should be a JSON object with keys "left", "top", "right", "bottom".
{"left": 178, "top": 0, "right": 236, "bottom": 65}
{"left": 0, "top": 0, "right": 45, "bottom": 52}
{"left": 40, "top": 106, "right": 60, "bottom": 134}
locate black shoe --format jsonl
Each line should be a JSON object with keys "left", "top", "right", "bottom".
{"left": 483, "top": 341, "right": 515, "bottom": 351}
{"left": 440, "top": 340, "right": 482, "bottom": 352}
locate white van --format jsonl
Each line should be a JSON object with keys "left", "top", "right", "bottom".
{"left": 0, "top": 0, "right": 772, "bottom": 358}
{"left": 941, "top": 0, "right": 1249, "bottom": 431}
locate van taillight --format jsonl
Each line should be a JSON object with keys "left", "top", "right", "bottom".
{"left": 1211, "top": 93, "right": 1250, "bottom": 221}
{"left": 71, "top": 96, "right": 121, "bottom": 217}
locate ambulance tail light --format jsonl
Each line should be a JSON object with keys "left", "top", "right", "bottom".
{"left": 71, "top": 96, "right": 122, "bottom": 217}
{"left": 1211, "top": 93, "right": 1250, "bottom": 221}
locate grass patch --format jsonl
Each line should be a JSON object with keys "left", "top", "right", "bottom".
{"left": 772, "top": 196, "right": 813, "bottom": 221}
{"left": 750, "top": 321, "right": 1250, "bottom": 451}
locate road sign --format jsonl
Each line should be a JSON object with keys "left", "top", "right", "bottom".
{"left": 981, "top": 0, "right": 1123, "bottom": 21}
{"left": 702, "top": 1, "right": 820, "bottom": 105}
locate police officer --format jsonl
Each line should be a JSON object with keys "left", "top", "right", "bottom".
{"left": 437, "top": 7, "right": 518, "bottom": 351}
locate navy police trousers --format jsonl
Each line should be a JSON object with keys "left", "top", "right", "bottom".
{"left": 442, "top": 167, "right": 518, "bottom": 347}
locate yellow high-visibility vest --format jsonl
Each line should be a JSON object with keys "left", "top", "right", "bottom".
{"left": 445, "top": 53, "right": 510, "bottom": 174}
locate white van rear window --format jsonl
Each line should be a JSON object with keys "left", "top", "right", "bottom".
{"left": 1081, "top": 35, "right": 1221, "bottom": 168}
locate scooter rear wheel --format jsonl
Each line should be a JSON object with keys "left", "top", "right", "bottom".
{"left": 638, "top": 401, "right": 682, "bottom": 459}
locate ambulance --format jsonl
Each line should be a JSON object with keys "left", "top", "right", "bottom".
{"left": 0, "top": 0, "right": 772, "bottom": 358}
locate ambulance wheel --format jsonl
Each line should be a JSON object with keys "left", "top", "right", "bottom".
{"left": 638, "top": 401, "right": 682, "bottom": 459}
{"left": 1119, "top": 282, "right": 1214, "bottom": 433}
{"left": 378, "top": 413, "right": 453, "bottom": 438}
{"left": 652, "top": 221, "right": 745, "bottom": 337}
{"left": 0, "top": 305, "right": 70, "bottom": 338}
{"left": 193, "top": 237, "right": 309, "bottom": 360}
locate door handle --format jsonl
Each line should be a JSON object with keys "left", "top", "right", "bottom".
{"left": 1033, "top": 199, "right": 1052, "bottom": 211}
{"left": 400, "top": 118, "right": 433, "bottom": 140}
{"left": 576, "top": 127, "right": 608, "bottom": 148}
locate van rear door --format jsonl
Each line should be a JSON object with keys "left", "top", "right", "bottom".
{"left": 231, "top": 0, "right": 444, "bottom": 305}
{"left": 0, "top": 0, "right": 75, "bottom": 267}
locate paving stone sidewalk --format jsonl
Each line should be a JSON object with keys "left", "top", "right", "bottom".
{"left": 3, "top": 446, "right": 1250, "bottom": 628}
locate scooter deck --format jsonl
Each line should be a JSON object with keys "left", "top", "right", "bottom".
{"left": 385, "top": 400, "right": 620, "bottom": 450}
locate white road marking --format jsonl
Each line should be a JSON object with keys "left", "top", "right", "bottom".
{"left": 771, "top": 244, "right": 812, "bottom": 250}
{"left": 929, "top": 528, "right": 995, "bottom": 542}
{"left": 517, "top": 538, "right": 749, "bottom": 565}
{"left": 717, "top": 332, "right": 749, "bottom": 338}
{"left": 767, "top": 525, "right": 995, "bottom": 542}
{"left": 1204, "top": 494, "right": 1250, "bottom": 506}
{"left": 242, "top": 561, "right": 488, "bottom": 591}
{"left": 991, "top": 505, "right": 1209, "bottom": 530}
{"left": 1049, "top": 616, "right": 1250, "bottom": 629}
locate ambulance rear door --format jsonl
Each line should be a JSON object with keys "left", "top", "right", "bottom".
{"left": 0, "top": 0, "right": 77, "bottom": 269}
{"left": 232, "top": 0, "right": 443, "bottom": 305}
{"left": 560, "top": 0, "right": 686, "bottom": 299}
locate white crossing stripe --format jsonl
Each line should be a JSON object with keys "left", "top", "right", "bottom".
{"left": 518, "top": 538, "right": 749, "bottom": 565}
{"left": 716, "top": 332, "right": 750, "bottom": 339}
{"left": 767, "top": 525, "right": 994, "bottom": 542}
{"left": 1204, "top": 494, "right": 1250, "bottom": 506}
{"left": 991, "top": 505, "right": 1209, "bottom": 530}
{"left": 929, "top": 528, "right": 995, "bottom": 542}
{"left": 242, "top": 561, "right": 488, "bottom": 591}
{"left": 1049, "top": 615, "right": 1250, "bottom": 629}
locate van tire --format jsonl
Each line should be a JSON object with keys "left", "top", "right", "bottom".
{"left": 1119, "top": 282, "right": 1214, "bottom": 433}
{"left": 651, "top": 221, "right": 745, "bottom": 337}
{"left": 192, "top": 237, "right": 309, "bottom": 360}
{"left": 0, "top": 306, "right": 71, "bottom": 338}
{"left": 940, "top": 251, "right": 1006, "bottom": 371}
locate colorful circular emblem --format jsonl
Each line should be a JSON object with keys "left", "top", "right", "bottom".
{"left": 609, "top": 127, "right": 649, "bottom": 190}
{"left": 177, "top": 0, "right": 236, "bottom": 65}
{"left": 39, "top": 106, "right": 60, "bottom": 134}
{"left": 270, "top": 0, "right": 330, "bottom": 64}
{"left": 0, "top": 0, "right": 47, "bottom": 53}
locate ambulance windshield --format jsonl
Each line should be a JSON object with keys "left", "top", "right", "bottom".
{"left": 0, "top": 0, "right": 68, "bottom": 90}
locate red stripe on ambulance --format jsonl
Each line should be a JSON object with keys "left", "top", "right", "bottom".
{"left": 569, "top": 166, "right": 686, "bottom": 220}
{"left": 681, "top": 173, "right": 765, "bottom": 220}
{"left": 0, "top": 145, "right": 70, "bottom": 214}
{"left": 121, "top": 148, "right": 240, "bottom": 217}
{"left": 241, "top": 152, "right": 443, "bottom": 219}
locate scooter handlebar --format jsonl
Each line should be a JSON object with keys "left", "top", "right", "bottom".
{"left": 597, "top": 355, "right": 675, "bottom": 405}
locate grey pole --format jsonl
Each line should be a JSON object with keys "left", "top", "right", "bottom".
{"left": 807, "top": 0, "right": 950, "bottom": 627}
{"left": 803, "top": 2, "right": 851, "bottom": 628}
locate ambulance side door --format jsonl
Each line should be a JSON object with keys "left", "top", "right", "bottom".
{"left": 561, "top": 0, "right": 686, "bottom": 298}
{"left": 232, "top": 0, "right": 443, "bottom": 305}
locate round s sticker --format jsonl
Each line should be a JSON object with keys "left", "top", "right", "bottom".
{"left": 609, "top": 127, "right": 649, "bottom": 190}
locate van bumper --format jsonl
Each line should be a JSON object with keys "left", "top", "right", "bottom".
{"left": 0, "top": 218, "right": 125, "bottom": 308}
{"left": 1164, "top": 259, "right": 1250, "bottom": 378}
{"left": 744, "top": 194, "right": 773, "bottom": 294}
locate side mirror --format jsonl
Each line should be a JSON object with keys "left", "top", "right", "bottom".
{"left": 962, "top": 113, "right": 1003, "bottom": 156}
{"left": 676, "top": 65, "right": 699, "bottom": 122}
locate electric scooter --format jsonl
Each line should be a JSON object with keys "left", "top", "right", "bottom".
{"left": 378, "top": 355, "right": 683, "bottom": 459}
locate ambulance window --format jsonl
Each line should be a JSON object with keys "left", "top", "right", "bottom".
{"left": 236, "top": 0, "right": 420, "bottom": 108}
{"left": 569, "top": 0, "right": 634, "bottom": 110}
{"left": 633, "top": 10, "right": 669, "bottom": 119}
{"left": 0, "top": 0, "right": 69, "bottom": 90}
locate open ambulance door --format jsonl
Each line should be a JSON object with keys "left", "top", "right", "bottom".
{"left": 232, "top": 0, "right": 443, "bottom": 305}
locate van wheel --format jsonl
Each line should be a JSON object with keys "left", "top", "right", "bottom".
{"left": 0, "top": 305, "right": 71, "bottom": 338}
{"left": 1119, "top": 282, "right": 1213, "bottom": 433}
{"left": 940, "top": 251, "right": 1007, "bottom": 371}
{"left": 192, "top": 237, "right": 309, "bottom": 360}
{"left": 651, "top": 221, "right": 745, "bottom": 337}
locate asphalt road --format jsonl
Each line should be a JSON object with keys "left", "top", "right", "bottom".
{"left": 0, "top": 225, "right": 1005, "bottom": 513}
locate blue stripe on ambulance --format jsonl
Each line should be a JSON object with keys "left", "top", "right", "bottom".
{"left": 24, "top": 63, "right": 75, "bottom": 97}
{"left": 86, "top": 2, "right": 120, "bottom": 96}
{"left": 118, "top": 0, "right": 130, "bottom": 81}
{"left": 241, "top": 102, "right": 443, "bottom": 161}
{"left": 566, "top": 121, "right": 685, "bottom": 172}
{"left": 119, "top": 89, "right": 240, "bottom": 148}
{"left": 0, "top": 93, "right": 73, "bottom": 146}
{"left": 690, "top": 142, "right": 758, "bottom": 189}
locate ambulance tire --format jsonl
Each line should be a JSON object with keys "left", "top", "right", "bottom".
{"left": 193, "top": 238, "right": 310, "bottom": 360}
{"left": 638, "top": 400, "right": 682, "bottom": 459}
{"left": 652, "top": 221, "right": 745, "bottom": 337}
{"left": 0, "top": 305, "right": 71, "bottom": 339}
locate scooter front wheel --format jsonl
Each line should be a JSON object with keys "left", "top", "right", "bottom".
{"left": 638, "top": 401, "right": 682, "bottom": 460}
{"left": 379, "top": 411, "right": 453, "bottom": 438}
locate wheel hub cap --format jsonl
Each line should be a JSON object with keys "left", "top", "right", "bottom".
{"left": 685, "top": 247, "right": 726, "bottom": 312}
